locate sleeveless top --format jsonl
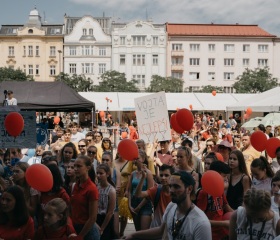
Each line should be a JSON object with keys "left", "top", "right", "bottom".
{"left": 98, "top": 184, "right": 112, "bottom": 215}
{"left": 227, "top": 174, "right": 245, "bottom": 210}
{"left": 131, "top": 171, "right": 148, "bottom": 196}
{"left": 112, "top": 168, "right": 117, "bottom": 185}
{"left": 236, "top": 206, "right": 279, "bottom": 240}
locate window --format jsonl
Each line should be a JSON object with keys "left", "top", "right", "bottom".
{"left": 132, "top": 36, "right": 146, "bottom": 45}
{"left": 153, "top": 36, "right": 158, "bottom": 45}
{"left": 224, "top": 44, "right": 234, "bottom": 52}
{"left": 99, "top": 47, "right": 106, "bottom": 56}
{"left": 189, "top": 72, "right": 200, "bottom": 80}
{"left": 190, "top": 44, "right": 200, "bottom": 52}
{"left": 258, "top": 45, "right": 268, "bottom": 53}
{"left": 243, "top": 59, "right": 250, "bottom": 67}
{"left": 69, "top": 64, "right": 77, "bottom": 74}
{"left": 224, "top": 72, "right": 234, "bottom": 80}
{"left": 23, "top": 46, "right": 26, "bottom": 56}
{"left": 190, "top": 58, "right": 200, "bottom": 66}
{"left": 36, "top": 46, "right": 39, "bottom": 56}
{"left": 50, "top": 28, "right": 61, "bottom": 34}
{"left": 89, "top": 28, "right": 93, "bottom": 35}
{"left": 120, "top": 55, "right": 126, "bottom": 65}
{"left": 189, "top": 86, "right": 200, "bottom": 92}
{"left": 82, "top": 46, "right": 93, "bottom": 56}
{"left": 28, "top": 46, "right": 33, "bottom": 56}
{"left": 99, "top": 64, "right": 106, "bottom": 74}
{"left": 23, "top": 65, "right": 26, "bottom": 74}
{"left": 120, "top": 36, "right": 125, "bottom": 45}
{"left": 50, "top": 65, "right": 56, "bottom": 76}
{"left": 8, "top": 46, "right": 14, "bottom": 56}
{"left": 152, "top": 55, "right": 158, "bottom": 65}
{"left": 50, "top": 46, "right": 56, "bottom": 56}
{"left": 82, "top": 63, "right": 94, "bottom": 74}
{"left": 69, "top": 47, "right": 76, "bottom": 56}
{"left": 172, "top": 57, "right": 183, "bottom": 65}
{"left": 208, "top": 58, "right": 215, "bottom": 66}
{"left": 28, "top": 65, "right": 33, "bottom": 75}
{"left": 209, "top": 44, "right": 215, "bottom": 52}
{"left": 82, "top": 28, "right": 87, "bottom": 35}
{"left": 133, "top": 54, "right": 145, "bottom": 66}
{"left": 172, "top": 44, "right": 182, "bottom": 51}
{"left": 35, "top": 65, "right": 39, "bottom": 75}
{"left": 28, "top": 29, "right": 33, "bottom": 34}
{"left": 208, "top": 72, "right": 215, "bottom": 81}
{"left": 224, "top": 58, "right": 234, "bottom": 66}
{"left": 132, "top": 75, "right": 145, "bottom": 87}
{"left": 258, "top": 59, "right": 268, "bottom": 67}
{"left": 171, "top": 72, "right": 183, "bottom": 79}
{"left": 243, "top": 44, "right": 250, "bottom": 52}
{"left": 224, "top": 87, "right": 234, "bottom": 93}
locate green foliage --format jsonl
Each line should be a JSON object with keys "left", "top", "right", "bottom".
{"left": 146, "top": 75, "right": 183, "bottom": 92}
{"left": 94, "top": 70, "right": 140, "bottom": 92}
{"left": 195, "top": 85, "right": 224, "bottom": 93}
{"left": 55, "top": 73, "right": 94, "bottom": 92}
{"left": 233, "top": 67, "right": 278, "bottom": 93}
{"left": 0, "top": 67, "right": 34, "bottom": 82}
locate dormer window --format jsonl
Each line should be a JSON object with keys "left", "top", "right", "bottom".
{"left": 28, "top": 29, "right": 33, "bottom": 34}
{"left": 82, "top": 28, "right": 87, "bottom": 36}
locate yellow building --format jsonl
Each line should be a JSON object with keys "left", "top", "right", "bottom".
{"left": 0, "top": 8, "right": 63, "bottom": 81}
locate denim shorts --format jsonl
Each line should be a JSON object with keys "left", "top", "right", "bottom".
{"left": 131, "top": 196, "right": 153, "bottom": 216}
{"left": 74, "top": 223, "right": 100, "bottom": 240}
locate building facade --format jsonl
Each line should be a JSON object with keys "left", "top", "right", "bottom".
{"left": 0, "top": 8, "right": 63, "bottom": 81}
{"left": 63, "top": 15, "right": 112, "bottom": 84}
{"left": 111, "top": 21, "right": 166, "bottom": 90}
{"left": 166, "top": 23, "right": 279, "bottom": 93}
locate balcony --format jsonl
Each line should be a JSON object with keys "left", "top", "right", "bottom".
{"left": 171, "top": 50, "right": 184, "bottom": 56}
{"left": 171, "top": 65, "right": 184, "bottom": 71}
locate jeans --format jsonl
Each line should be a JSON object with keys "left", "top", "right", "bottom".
{"left": 74, "top": 223, "right": 100, "bottom": 240}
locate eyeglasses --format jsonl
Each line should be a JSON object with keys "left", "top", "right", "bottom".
{"left": 88, "top": 151, "right": 97, "bottom": 155}
{"left": 78, "top": 145, "right": 86, "bottom": 148}
{"left": 64, "top": 151, "right": 73, "bottom": 154}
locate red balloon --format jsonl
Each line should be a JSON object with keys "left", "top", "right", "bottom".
{"left": 99, "top": 111, "right": 105, "bottom": 118}
{"left": 176, "top": 108, "right": 194, "bottom": 131}
{"left": 222, "top": 212, "right": 233, "bottom": 220}
{"left": 243, "top": 114, "right": 249, "bottom": 120}
{"left": 4, "top": 112, "right": 24, "bottom": 137}
{"left": 246, "top": 107, "right": 253, "bottom": 115}
{"left": 250, "top": 131, "right": 268, "bottom": 152}
{"left": 118, "top": 139, "right": 138, "bottom": 161}
{"left": 26, "top": 164, "right": 53, "bottom": 192}
{"left": 189, "top": 104, "right": 193, "bottom": 110}
{"left": 265, "top": 138, "right": 280, "bottom": 158}
{"left": 53, "top": 116, "right": 60, "bottom": 124}
{"left": 212, "top": 90, "right": 216, "bottom": 96}
{"left": 170, "top": 113, "right": 184, "bottom": 134}
{"left": 201, "top": 170, "right": 224, "bottom": 197}
{"left": 215, "top": 152, "right": 224, "bottom": 162}
{"left": 121, "top": 131, "right": 128, "bottom": 139}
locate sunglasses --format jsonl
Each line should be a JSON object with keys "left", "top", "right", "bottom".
{"left": 87, "top": 151, "right": 97, "bottom": 155}
{"left": 78, "top": 145, "right": 86, "bottom": 148}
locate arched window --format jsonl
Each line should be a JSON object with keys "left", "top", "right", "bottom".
{"left": 28, "top": 29, "right": 33, "bottom": 34}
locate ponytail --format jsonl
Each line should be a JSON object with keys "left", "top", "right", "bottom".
{"left": 251, "top": 156, "right": 274, "bottom": 178}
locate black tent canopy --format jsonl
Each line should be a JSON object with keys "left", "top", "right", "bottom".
{"left": 0, "top": 81, "right": 95, "bottom": 112}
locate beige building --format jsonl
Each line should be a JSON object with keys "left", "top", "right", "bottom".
{"left": 0, "top": 8, "right": 63, "bottom": 81}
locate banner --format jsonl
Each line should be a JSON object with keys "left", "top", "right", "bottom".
{"left": 135, "top": 92, "right": 171, "bottom": 143}
{"left": 0, "top": 111, "right": 37, "bottom": 148}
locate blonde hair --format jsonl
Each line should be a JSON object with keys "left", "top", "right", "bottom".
{"left": 243, "top": 188, "right": 271, "bottom": 211}
{"left": 45, "top": 198, "right": 68, "bottom": 226}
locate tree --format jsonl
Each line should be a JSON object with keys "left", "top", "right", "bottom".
{"left": 55, "top": 73, "right": 94, "bottom": 92}
{"left": 146, "top": 75, "right": 183, "bottom": 92}
{"left": 233, "top": 67, "right": 278, "bottom": 93}
{"left": 195, "top": 85, "right": 224, "bottom": 93}
{"left": 0, "top": 67, "right": 34, "bottom": 82}
{"left": 94, "top": 70, "right": 140, "bottom": 92}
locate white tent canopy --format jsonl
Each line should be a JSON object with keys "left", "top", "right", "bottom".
{"left": 226, "top": 87, "right": 280, "bottom": 112}
{"left": 79, "top": 92, "right": 253, "bottom": 112}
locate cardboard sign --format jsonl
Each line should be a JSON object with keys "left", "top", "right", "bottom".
{"left": 0, "top": 111, "right": 37, "bottom": 148}
{"left": 135, "top": 92, "right": 171, "bottom": 143}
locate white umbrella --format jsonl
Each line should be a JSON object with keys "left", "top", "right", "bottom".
{"left": 260, "top": 113, "right": 280, "bottom": 127}
{"left": 241, "top": 117, "right": 263, "bottom": 131}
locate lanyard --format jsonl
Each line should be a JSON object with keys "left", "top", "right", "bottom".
{"left": 249, "top": 220, "right": 266, "bottom": 240}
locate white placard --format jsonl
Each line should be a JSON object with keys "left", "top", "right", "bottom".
{"left": 134, "top": 92, "right": 171, "bottom": 143}
{"left": 0, "top": 111, "right": 37, "bottom": 148}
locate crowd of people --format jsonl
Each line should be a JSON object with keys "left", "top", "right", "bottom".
{"left": 0, "top": 112, "right": 280, "bottom": 239}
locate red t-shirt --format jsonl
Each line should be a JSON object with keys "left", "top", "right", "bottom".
{"left": 196, "top": 190, "right": 228, "bottom": 240}
{"left": 0, "top": 216, "right": 34, "bottom": 240}
{"left": 40, "top": 188, "right": 70, "bottom": 210}
{"left": 34, "top": 224, "right": 77, "bottom": 240}
{"left": 70, "top": 178, "right": 99, "bottom": 225}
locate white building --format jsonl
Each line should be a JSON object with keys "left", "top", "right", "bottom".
{"left": 166, "top": 23, "right": 280, "bottom": 93}
{"left": 64, "top": 15, "right": 112, "bottom": 84}
{"left": 111, "top": 21, "right": 166, "bottom": 90}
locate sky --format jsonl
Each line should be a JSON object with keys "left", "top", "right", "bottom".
{"left": 0, "top": 0, "right": 280, "bottom": 35}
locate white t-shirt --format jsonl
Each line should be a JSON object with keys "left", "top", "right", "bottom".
{"left": 27, "top": 156, "right": 42, "bottom": 165}
{"left": 271, "top": 196, "right": 280, "bottom": 215}
{"left": 70, "top": 132, "right": 85, "bottom": 143}
{"left": 162, "top": 202, "right": 211, "bottom": 240}
{"left": 6, "top": 97, "right": 17, "bottom": 105}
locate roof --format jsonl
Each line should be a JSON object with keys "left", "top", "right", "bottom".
{"left": 166, "top": 23, "right": 276, "bottom": 37}
{"left": 0, "top": 81, "right": 95, "bottom": 112}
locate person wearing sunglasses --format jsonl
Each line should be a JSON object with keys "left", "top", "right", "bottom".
{"left": 78, "top": 139, "right": 88, "bottom": 156}
{"left": 99, "top": 138, "right": 113, "bottom": 162}
{"left": 87, "top": 145, "right": 99, "bottom": 173}
{"left": 85, "top": 132, "right": 95, "bottom": 145}
{"left": 124, "top": 171, "right": 211, "bottom": 240}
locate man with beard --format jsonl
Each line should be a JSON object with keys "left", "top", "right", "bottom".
{"left": 123, "top": 171, "right": 211, "bottom": 240}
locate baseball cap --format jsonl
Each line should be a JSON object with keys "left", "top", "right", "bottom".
{"left": 172, "top": 171, "right": 195, "bottom": 187}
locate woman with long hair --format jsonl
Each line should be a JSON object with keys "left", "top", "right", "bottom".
{"left": 64, "top": 159, "right": 76, "bottom": 196}
{"left": 78, "top": 139, "right": 88, "bottom": 156}
{"left": 0, "top": 186, "right": 34, "bottom": 239}
{"left": 59, "top": 142, "right": 78, "bottom": 178}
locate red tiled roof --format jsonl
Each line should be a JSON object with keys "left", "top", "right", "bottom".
{"left": 166, "top": 23, "right": 276, "bottom": 37}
